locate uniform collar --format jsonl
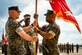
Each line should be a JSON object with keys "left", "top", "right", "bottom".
{"left": 49, "top": 22, "right": 56, "bottom": 26}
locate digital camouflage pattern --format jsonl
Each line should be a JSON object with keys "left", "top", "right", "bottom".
{"left": 24, "top": 29, "right": 34, "bottom": 55}
{"left": 5, "top": 18, "right": 26, "bottom": 55}
{"left": 42, "top": 23, "right": 60, "bottom": 55}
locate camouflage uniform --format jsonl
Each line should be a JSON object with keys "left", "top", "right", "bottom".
{"left": 42, "top": 23, "right": 60, "bottom": 55}
{"left": 5, "top": 18, "right": 26, "bottom": 55}
{"left": 24, "top": 29, "right": 34, "bottom": 55}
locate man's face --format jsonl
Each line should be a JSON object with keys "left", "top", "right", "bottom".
{"left": 25, "top": 18, "right": 30, "bottom": 26}
{"left": 9, "top": 10, "right": 20, "bottom": 19}
{"left": 14, "top": 10, "right": 20, "bottom": 19}
{"left": 46, "top": 14, "right": 56, "bottom": 23}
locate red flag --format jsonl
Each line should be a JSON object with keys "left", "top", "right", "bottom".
{"left": 2, "top": 31, "right": 5, "bottom": 45}
{"left": 49, "top": 0, "right": 81, "bottom": 33}
{"left": 5, "top": 34, "right": 8, "bottom": 45}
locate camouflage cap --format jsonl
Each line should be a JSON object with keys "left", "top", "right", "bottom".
{"left": 24, "top": 14, "right": 31, "bottom": 18}
{"left": 8, "top": 6, "right": 21, "bottom": 13}
{"left": 44, "top": 10, "right": 55, "bottom": 16}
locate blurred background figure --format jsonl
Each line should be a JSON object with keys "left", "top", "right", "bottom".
{"left": 76, "top": 44, "right": 79, "bottom": 53}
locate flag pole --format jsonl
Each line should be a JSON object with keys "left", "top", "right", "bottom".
{"left": 34, "top": 0, "right": 38, "bottom": 55}
{"left": 35, "top": 0, "right": 37, "bottom": 14}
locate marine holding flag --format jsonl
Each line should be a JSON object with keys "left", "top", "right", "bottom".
{"left": 35, "top": 10, "right": 61, "bottom": 55}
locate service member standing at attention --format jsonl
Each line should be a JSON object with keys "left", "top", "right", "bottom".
{"left": 20, "top": 14, "right": 34, "bottom": 55}
{"left": 5, "top": 6, "right": 37, "bottom": 55}
{"left": 35, "top": 10, "right": 61, "bottom": 55}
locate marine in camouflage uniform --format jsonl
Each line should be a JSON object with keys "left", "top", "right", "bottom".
{"left": 25, "top": 29, "right": 34, "bottom": 55}
{"left": 42, "top": 24, "right": 60, "bottom": 55}
{"left": 19, "top": 14, "right": 34, "bottom": 55}
{"left": 5, "top": 6, "right": 37, "bottom": 55}
{"left": 23, "top": 28, "right": 34, "bottom": 55}
{"left": 36, "top": 10, "right": 61, "bottom": 55}
{"left": 5, "top": 6, "right": 27, "bottom": 55}
{"left": 5, "top": 18, "right": 26, "bottom": 55}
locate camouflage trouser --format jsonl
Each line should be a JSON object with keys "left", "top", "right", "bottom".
{"left": 24, "top": 41, "right": 32, "bottom": 55}
{"left": 7, "top": 45, "right": 26, "bottom": 55}
{"left": 24, "top": 40, "right": 34, "bottom": 55}
{"left": 42, "top": 45, "right": 60, "bottom": 55}
{"left": 25, "top": 45, "right": 31, "bottom": 55}
{"left": 42, "top": 48, "right": 60, "bottom": 55}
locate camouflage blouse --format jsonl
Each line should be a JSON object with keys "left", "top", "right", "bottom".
{"left": 5, "top": 18, "right": 26, "bottom": 55}
{"left": 42, "top": 23, "right": 60, "bottom": 55}
{"left": 24, "top": 29, "right": 34, "bottom": 55}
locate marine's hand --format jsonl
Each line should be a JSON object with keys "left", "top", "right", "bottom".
{"left": 32, "top": 20, "right": 38, "bottom": 27}
{"left": 33, "top": 14, "right": 38, "bottom": 19}
{"left": 34, "top": 27, "right": 38, "bottom": 33}
{"left": 31, "top": 36, "right": 37, "bottom": 42}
